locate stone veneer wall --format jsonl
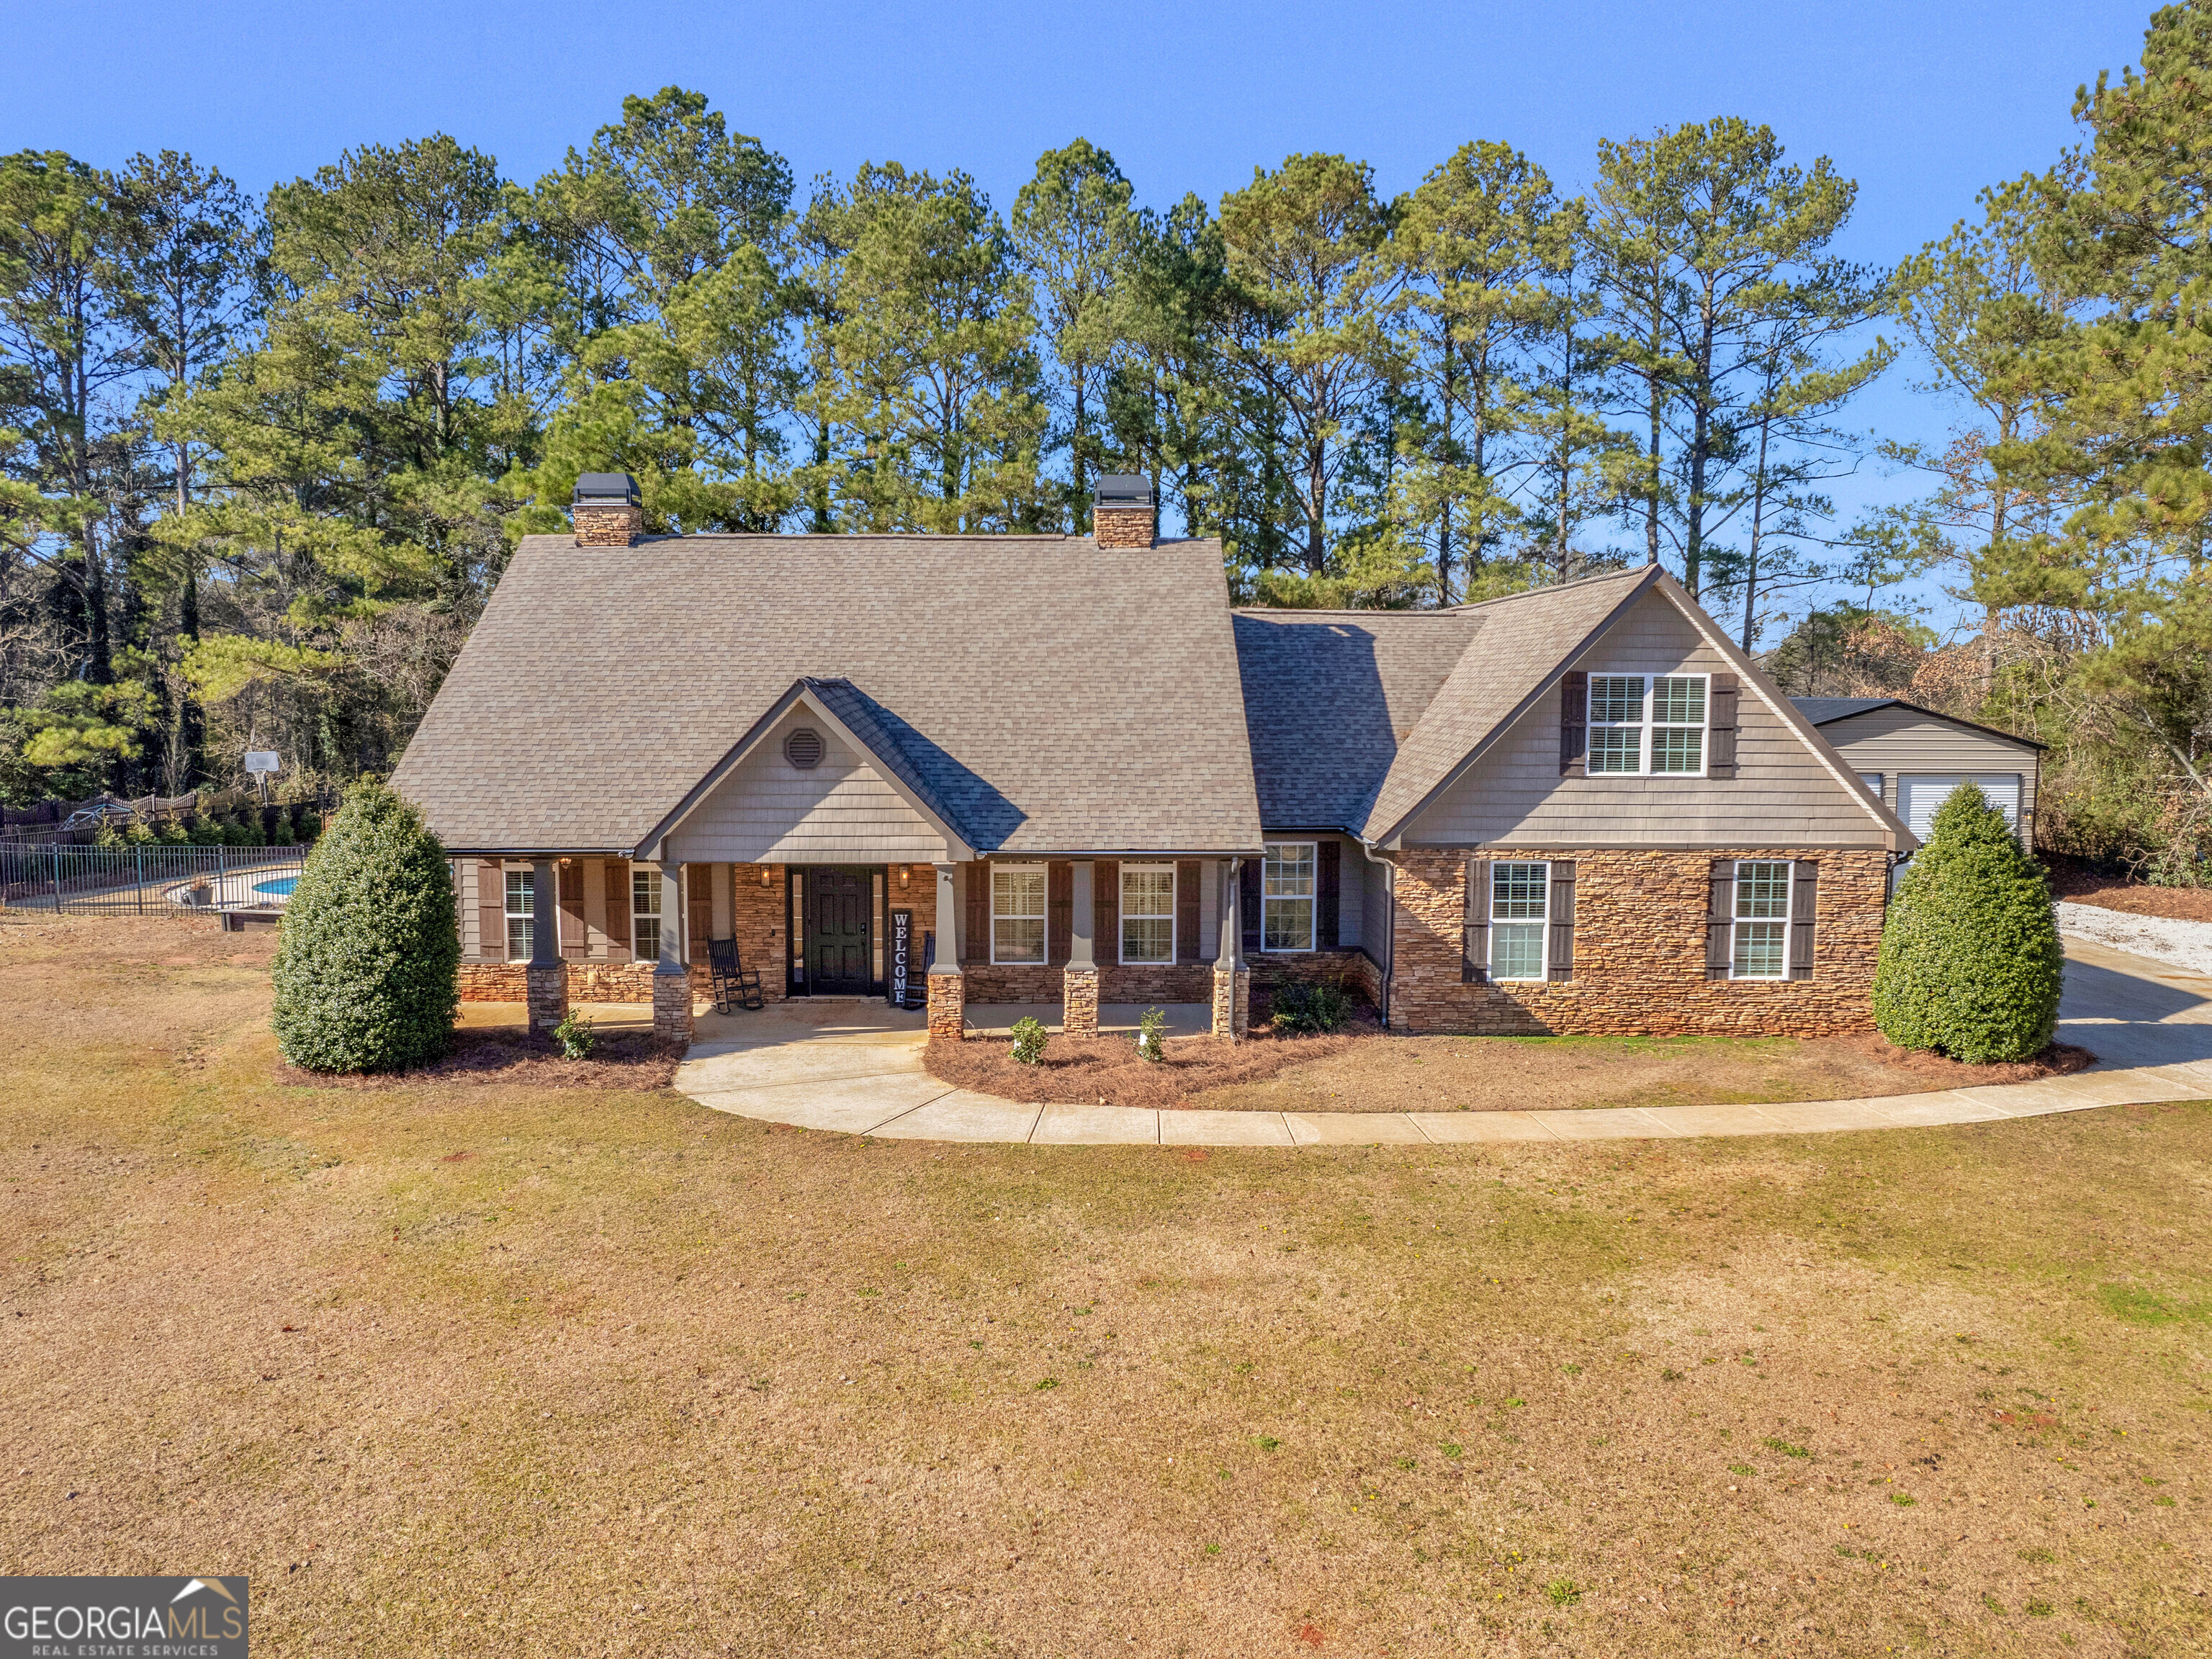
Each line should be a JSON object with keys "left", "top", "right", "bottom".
{"left": 1388, "top": 848, "right": 1889, "bottom": 1037}
{"left": 963, "top": 961, "right": 1214, "bottom": 1004}
{"left": 1249, "top": 948, "right": 1383, "bottom": 1013}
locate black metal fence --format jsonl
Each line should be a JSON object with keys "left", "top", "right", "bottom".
{"left": 0, "top": 842, "right": 311, "bottom": 916}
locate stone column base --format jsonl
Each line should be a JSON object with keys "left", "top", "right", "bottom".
{"left": 653, "top": 970, "right": 694, "bottom": 1044}
{"left": 526, "top": 964, "right": 568, "bottom": 1037}
{"left": 1211, "top": 966, "right": 1251, "bottom": 1040}
{"left": 1061, "top": 966, "right": 1100, "bottom": 1038}
{"left": 927, "top": 968, "right": 966, "bottom": 1043}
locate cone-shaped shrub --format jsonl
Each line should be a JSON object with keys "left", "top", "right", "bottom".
{"left": 272, "top": 779, "right": 459, "bottom": 1072}
{"left": 1873, "top": 783, "right": 2062, "bottom": 1063}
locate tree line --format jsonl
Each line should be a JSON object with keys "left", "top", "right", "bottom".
{"left": 4, "top": 1, "right": 2210, "bottom": 880}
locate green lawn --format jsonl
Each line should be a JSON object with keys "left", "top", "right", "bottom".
{"left": 5, "top": 914, "right": 2208, "bottom": 1656}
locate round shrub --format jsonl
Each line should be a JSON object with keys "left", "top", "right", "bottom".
{"left": 271, "top": 779, "right": 459, "bottom": 1072}
{"left": 1873, "top": 783, "right": 2062, "bottom": 1063}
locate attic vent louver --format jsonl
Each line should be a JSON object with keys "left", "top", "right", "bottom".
{"left": 783, "top": 728, "right": 824, "bottom": 770}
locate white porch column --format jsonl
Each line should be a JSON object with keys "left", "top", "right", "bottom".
{"left": 1212, "top": 855, "right": 1249, "bottom": 1040}
{"left": 527, "top": 856, "right": 567, "bottom": 1036}
{"left": 928, "top": 860, "right": 965, "bottom": 1043}
{"left": 654, "top": 858, "right": 692, "bottom": 1043}
{"left": 1064, "top": 858, "right": 1098, "bottom": 1038}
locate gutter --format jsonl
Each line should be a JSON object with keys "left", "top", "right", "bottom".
{"left": 1356, "top": 835, "right": 1398, "bottom": 1030}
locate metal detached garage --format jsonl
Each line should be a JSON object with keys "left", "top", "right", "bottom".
{"left": 1791, "top": 698, "right": 2044, "bottom": 848}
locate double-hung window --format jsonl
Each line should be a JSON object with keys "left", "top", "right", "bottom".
{"left": 992, "top": 864, "right": 1047, "bottom": 964}
{"left": 1120, "top": 865, "right": 1175, "bottom": 963}
{"left": 1262, "top": 842, "right": 1316, "bottom": 952}
{"left": 1731, "top": 860, "right": 1791, "bottom": 979}
{"left": 631, "top": 864, "right": 662, "bottom": 961}
{"left": 505, "top": 867, "right": 534, "bottom": 959}
{"left": 1489, "top": 860, "right": 1549, "bottom": 981}
{"left": 1588, "top": 673, "right": 1709, "bottom": 775}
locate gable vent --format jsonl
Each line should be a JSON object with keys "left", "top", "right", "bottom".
{"left": 783, "top": 727, "right": 824, "bottom": 770}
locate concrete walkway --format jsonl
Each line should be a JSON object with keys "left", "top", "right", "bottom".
{"left": 668, "top": 938, "right": 2212, "bottom": 1146}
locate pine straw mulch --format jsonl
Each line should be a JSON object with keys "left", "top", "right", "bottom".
{"left": 927, "top": 1027, "right": 2101, "bottom": 1114}
{"left": 2044, "top": 853, "right": 2212, "bottom": 922}
{"left": 922, "top": 1028, "right": 1361, "bottom": 1110}
{"left": 1848, "top": 1033, "right": 2098, "bottom": 1088}
{"left": 275, "top": 1026, "right": 686, "bottom": 1091}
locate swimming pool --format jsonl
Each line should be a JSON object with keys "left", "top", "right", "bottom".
{"left": 252, "top": 874, "right": 300, "bottom": 897}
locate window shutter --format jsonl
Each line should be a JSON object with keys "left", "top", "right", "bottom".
{"left": 478, "top": 859, "right": 505, "bottom": 961}
{"left": 1176, "top": 860, "right": 1201, "bottom": 961}
{"left": 686, "top": 864, "right": 714, "bottom": 963}
{"left": 1462, "top": 857, "right": 1491, "bottom": 983}
{"left": 1316, "top": 841, "right": 1341, "bottom": 948}
{"left": 1706, "top": 860, "right": 1737, "bottom": 979}
{"left": 1096, "top": 860, "right": 1119, "bottom": 962}
{"left": 559, "top": 860, "right": 585, "bottom": 959}
{"left": 963, "top": 862, "right": 989, "bottom": 963}
{"left": 1048, "top": 860, "right": 1072, "bottom": 964}
{"left": 1547, "top": 860, "right": 1577, "bottom": 981}
{"left": 1559, "top": 670, "right": 1588, "bottom": 776}
{"left": 1789, "top": 860, "right": 1818, "bottom": 980}
{"left": 1709, "top": 673, "right": 1740, "bottom": 778}
{"left": 1240, "top": 858, "right": 1262, "bottom": 953}
{"left": 606, "top": 860, "right": 631, "bottom": 962}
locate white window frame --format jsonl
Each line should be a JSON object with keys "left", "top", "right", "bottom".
{"left": 631, "top": 863, "right": 662, "bottom": 963}
{"left": 1119, "top": 863, "right": 1177, "bottom": 964}
{"left": 991, "top": 863, "right": 1048, "bottom": 966}
{"left": 1488, "top": 859, "right": 1551, "bottom": 981}
{"left": 1587, "top": 672, "right": 1710, "bottom": 778}
{"left": 1730, "top": 859, "right": 1792, "bottom": 981}
{"left": 1261, "top": 841, "right": 1317, "bottom": 953}
{"left": 505, "top": 866, "right": 534, "bottom": 960}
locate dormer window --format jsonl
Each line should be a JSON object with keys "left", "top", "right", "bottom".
{"left": 1588, "top": 674, "right": 1709, "bottom": 776}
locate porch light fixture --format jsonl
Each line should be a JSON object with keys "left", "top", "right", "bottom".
{"left": 760, "top": 866, "right": 773, "bottom": 887}
{"left": 898, "top": 865, "right": 909, "bottom": 889}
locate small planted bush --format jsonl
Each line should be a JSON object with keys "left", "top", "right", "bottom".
{"left": 1137, "top": 1005, "right": 1167, "bottom": 1063}
{"left": 1874, "top": 783, "right": 2063, "bottom": 1063}
{"left": 1270, "top": 978, "right": 1352, "bottom": 1035}
{"left": 1009, "top": 1015, "right": 1049, "bottom": 1066}
{"left": 553, "top": 1006, "right": 596, "bottom": 1060}
{"left": 271, "top": 779, "right": 459, "bottom": 1072}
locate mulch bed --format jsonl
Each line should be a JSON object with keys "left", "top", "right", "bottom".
{"left": 922, "top": 1029, "right": 1361, "bottom": 1110}
{"left": 2044, "top": 853, "right": 2212, "bottom": 923}
{"left": 276, "top": 1027, "right": 686, "bottom": 1091}
{"left": 1842, "top": 1034, "right": 2099, "bottom": 1088}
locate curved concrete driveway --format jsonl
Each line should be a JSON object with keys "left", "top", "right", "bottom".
{"left": 673, "top": 937, "right": 2212, "bottom": 1146}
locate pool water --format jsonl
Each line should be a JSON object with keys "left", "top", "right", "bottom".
{"left": 253, "top": 875, "right": 300, "bottom": 897}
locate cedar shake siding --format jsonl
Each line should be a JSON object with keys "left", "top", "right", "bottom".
{"left": 1403, "top": 587, "right": 1892, "bottom": 850}
{"left": 1388, "top": 848, "right": 1888, "bottom": 1036}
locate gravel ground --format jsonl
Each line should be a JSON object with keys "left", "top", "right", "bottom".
{"left": 2058, "top": 899, "right": 2212, "bottom": 975}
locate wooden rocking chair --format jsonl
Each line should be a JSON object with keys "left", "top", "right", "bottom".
{"left": 708, "top": 937, "right": 765, "bottom": 1013}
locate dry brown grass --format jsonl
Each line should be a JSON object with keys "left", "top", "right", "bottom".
{"left": 5, "top": 912, "right": 2209, "bottom": 1658}
{"left": 273, "top": 1026, "right": 685, "bottom": 1092}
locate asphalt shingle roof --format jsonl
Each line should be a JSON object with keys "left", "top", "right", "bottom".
{"left": 1231, "top": 609, "right": 1480, "bottom": 832}
{"left": 1360, "top": 567, "right": 1661, "bottom": 840}
{"left": 1791, "top": 696, "right": 1898, "bottom": 724}
{"left": 391, "top": 533, "right": 1263, "bottom": 855}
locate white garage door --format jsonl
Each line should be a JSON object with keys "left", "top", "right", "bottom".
{"left": 1897, "top": 774, "right": 2020, "bottom": 837}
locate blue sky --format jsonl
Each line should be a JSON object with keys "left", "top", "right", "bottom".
{"left": 7, "top": 0, "right": 2159, "bottom": 631}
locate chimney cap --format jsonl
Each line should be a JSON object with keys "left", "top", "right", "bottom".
{"left": 574, "top": 472, "right": 641, "bottom": 505}
{"left": 1094, "top": 473, "right": 1154, "bottom": 508}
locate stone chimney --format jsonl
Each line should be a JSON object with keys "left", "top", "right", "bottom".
{"left": 572, "top": 472, "right": 644, "bottom": 547}
{"left": 1092, "top": 474, "right": 1156, "bottom": 548}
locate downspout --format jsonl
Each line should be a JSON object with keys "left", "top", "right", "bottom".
{"left": 1357, "top": 837, "right": 1397, "bottom": 1030}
